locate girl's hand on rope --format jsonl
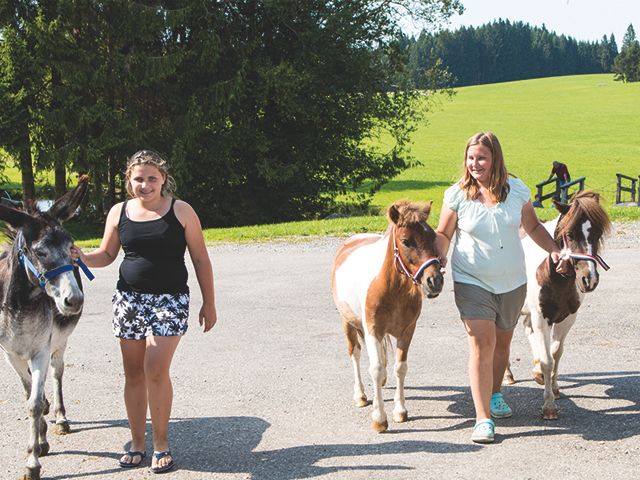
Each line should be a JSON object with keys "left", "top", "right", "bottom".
{"left": 70, "top": 245, "right": 84, "bottom": 266}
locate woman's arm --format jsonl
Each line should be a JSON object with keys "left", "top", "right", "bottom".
{"left": 71, "top": 203, "right": 122, "bottom": 268}
{"left": 435, "top": 203, "right": 458, "bottom": 268}
{"left": 520, "top": 201, "right": 569, "bottom": 273}
{"left": 176, "top": 200, "right": 217, "bottom": 333}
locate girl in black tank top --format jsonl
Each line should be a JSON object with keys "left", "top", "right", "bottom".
{"left": 117, "top": 198, "right": 189, "bottom": 294}
{"left": 70, "top": 150, "right": 217, "bottom": 473}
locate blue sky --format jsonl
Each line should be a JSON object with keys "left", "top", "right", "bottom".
{"left": 402, "top": 0, "right": 639, "bottom": 44}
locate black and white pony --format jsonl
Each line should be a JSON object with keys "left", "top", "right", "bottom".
{"left": 508, "top": 190, "right": 611, "bottom": 419}
{"left": 0, "top": 177, "right": 93, "bottom": 480}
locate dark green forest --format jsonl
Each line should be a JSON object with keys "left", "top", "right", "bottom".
{"left": 405, "top": 19, "right": 619, "bottom": 87}
{"left": 0, "top": 0, "right": 464, "bottom": 226}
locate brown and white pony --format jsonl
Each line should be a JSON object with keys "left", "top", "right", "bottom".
{"left": 515, "top": 190, "right": 611, "bottom": 419}
{"left": 331, "top": 200, "right": 443, "bottom": 432}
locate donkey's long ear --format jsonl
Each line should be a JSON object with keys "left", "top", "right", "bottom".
{"left": 552, "top": 199, "right": 570, "bottom": 215}
{"left": 48, "top": 175, "right": 90, "bottom": 222}
{"left": 0, "top": 204, "right": 35, "bottom": 229}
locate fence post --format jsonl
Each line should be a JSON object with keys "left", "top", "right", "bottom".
{"left": 615, "top": 173, "right": 639, "bottom": 205}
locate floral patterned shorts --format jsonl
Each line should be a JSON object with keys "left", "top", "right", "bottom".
{"left": 112, "top": 289, "right": 189, "bottom": 340}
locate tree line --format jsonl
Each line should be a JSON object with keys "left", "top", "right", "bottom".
{"left": 406, "top": 19, "right": 619, "bottom": 87}
{"left": 0, "top": 0, "right": 462, "bottom": 226}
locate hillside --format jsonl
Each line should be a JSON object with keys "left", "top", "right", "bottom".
{"left": 373, "top": 74, "right": 640, "bottom": 221}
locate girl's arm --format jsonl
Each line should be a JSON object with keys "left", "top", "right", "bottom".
{"left": 520, "top": 201, "right": 569, "bottom": 273}
{"left": 176, "top": 200, "right": 217, "bottom": 333}
{"left": 435, "top": 203, "right": 458, "bottom": 268}
{"left": 71, "top": 203, "right": 122, "bottom": 268}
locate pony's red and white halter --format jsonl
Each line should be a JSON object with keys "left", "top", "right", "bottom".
{"left": 559, "top": 235, "right": 610, "bottom": 271}
{"left": 392, "top": 227, "right": 441, "bottom": 284}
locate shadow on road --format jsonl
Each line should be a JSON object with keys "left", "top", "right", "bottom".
{"left": 50, "top": 415, "right": 480, "bottom": 479}
{"left": 46, "top": 370, "right": 640, "bottom": 478}
{"left": 168, "top": 416, "right": 481, "bottom": 479}
{"left": 404, "top": 370, "right": 640, "bottom": 443}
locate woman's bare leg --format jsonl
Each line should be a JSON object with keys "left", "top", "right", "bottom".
{"left": 464, "top": 319, "right": 496, "bottom": 421}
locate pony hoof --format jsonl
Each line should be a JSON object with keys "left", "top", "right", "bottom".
{"left": 393, "top": 411, "right": 408, "bottom": 423}
{"left": 542, "top": 408, "right": 559, "bottom": 420}
{"left": 553, "top": 389, "right": 560, "bottom": 399}
{"left": 39, "top": 442, "right": 50, "bottom": 457}
{"left": 52, "top": 422, "right": 71, "bottom": 435}
{"left": 355, "top": 397, "right": 369, "bottom": 408}
{"left": 503, "top": 373, "right": 516, "bottom": 385}
{"left": 20, "top": 466, "right": 41, "bottom": 480}
{"left": 533, "top": 372, "right": 545, "bottom": 385}
{"left": 371, "top": 420, "right": 388, "bottom": 433}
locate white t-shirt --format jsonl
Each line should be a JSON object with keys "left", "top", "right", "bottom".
{"left": 444, "top": 177, "right": 530, "bottom": 294}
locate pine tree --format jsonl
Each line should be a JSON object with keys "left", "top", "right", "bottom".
{"left": 0, "top": 1, "right": 44, "bottom": 202}
{"left": 613, "top": 24, "right": 640, "bottom": 82}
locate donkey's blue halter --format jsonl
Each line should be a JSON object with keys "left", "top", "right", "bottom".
{"left": 17, "top": 234, "right": 94, "bottom": 289}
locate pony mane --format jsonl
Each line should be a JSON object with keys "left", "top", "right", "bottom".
{"left": 389, "top": 199, "right": 432, "bottom": 227}
{"left": 556, "top": 190, "right": 612, "bottom": 244}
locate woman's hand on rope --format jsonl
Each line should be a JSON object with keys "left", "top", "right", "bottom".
{"left": 550, "top": 251, "right": 571, "bottom": 275}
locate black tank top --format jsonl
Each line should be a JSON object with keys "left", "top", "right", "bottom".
{"left": 117, "top": 198, "right": 189, "bottom": 294}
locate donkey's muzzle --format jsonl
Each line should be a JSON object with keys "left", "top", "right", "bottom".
{"left": 61, "top": 291, "right": 84, "bottom": 315}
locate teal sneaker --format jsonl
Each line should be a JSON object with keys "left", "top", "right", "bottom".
{"left": 490, "top": 392, "right": 513, "bottom": 418}
{"left": 471, "top": 419, "right": 495, "bottom": 443}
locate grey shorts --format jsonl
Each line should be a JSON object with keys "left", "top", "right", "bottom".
{"left": 112, "top": 289, "right": 189, "bottom": 340}
{"left": 453, "top": 282, "right": 527, "bottom": 331}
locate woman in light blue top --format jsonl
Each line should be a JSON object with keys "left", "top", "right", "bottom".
{"left": 436, "top": 132, "right": 568, "bottom": 444}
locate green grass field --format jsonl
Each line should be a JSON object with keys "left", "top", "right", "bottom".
{"left": 3, "top": 74, "right": 640, "bottom": 245}
{"left": 373, "top": 73, "right": 640, "bottom": 218}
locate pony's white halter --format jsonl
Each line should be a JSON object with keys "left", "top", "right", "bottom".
{"left": 392, "top": 226, "right": 441, "bottom": 285}
{"left": 559, "top": 235, "right": 610, "bottom": 271}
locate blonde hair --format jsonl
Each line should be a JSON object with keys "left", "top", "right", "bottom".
{"left": 125, "top": 150, "right": 177, "bottom": 198}
{"left": 460, "top": 132, "right": 510, "bottom": 203}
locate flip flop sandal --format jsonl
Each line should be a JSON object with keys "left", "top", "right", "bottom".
{"left": 490, "top": 392, "right": 513, "bottom": 418}
{"left": 151, "top": 450, "right": 175, "bottom": 474}
{"left": 471, "top": 419, "right": 495, "bottom": 444}
{"left": 119, "top": 450, "right": 146, "bottom": 468}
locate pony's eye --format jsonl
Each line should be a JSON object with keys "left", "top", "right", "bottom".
{"left": 401, "top": 238, "right": 415, "bottom": 248}
{"left": 33, "top": 249, "right": 47, "bottom": 258}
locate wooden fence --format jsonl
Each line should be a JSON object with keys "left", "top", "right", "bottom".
{"left": 535, "top": 176, "right": 585, "bottom": 205}
{"left": 615, "top": 173, "right": 640, "bottom": 206}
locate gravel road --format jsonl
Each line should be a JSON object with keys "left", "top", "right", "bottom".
{"left": 0, "top": 222, "right": 638, "bottom": 480}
